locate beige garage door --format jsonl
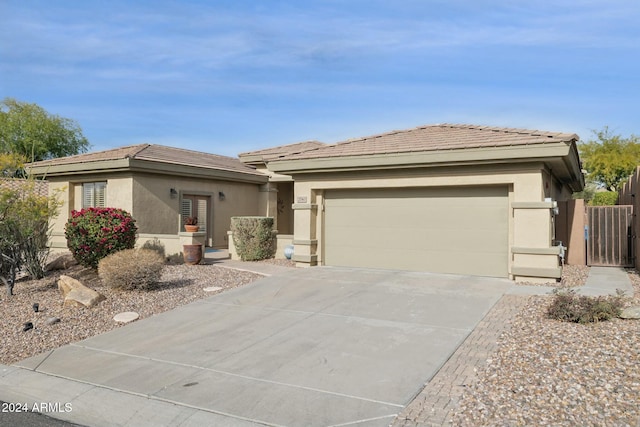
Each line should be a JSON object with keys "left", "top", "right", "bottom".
{"left": 323, "top": 186, "right": 509, "bottom": 277}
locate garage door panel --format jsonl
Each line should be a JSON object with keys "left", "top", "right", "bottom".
{"left": 324, "top": 187, "right": 508, "bottom": 277}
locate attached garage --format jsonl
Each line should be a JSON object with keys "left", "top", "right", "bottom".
{"left": 324, "top": 186, "right": 509, "bottom": 277}
{"left": 266, "top": 124, "right": 585, "bottom": 282}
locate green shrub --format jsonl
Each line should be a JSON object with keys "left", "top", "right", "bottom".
{"left": 65, "top": 207, "right": 138, "bottom": 268}
{"left": 547, "top": 288, "right": 626, "bottom": 323}
{"left": 590, "top": 191, "right": 618, "bottom": 206}
{"left": 98, "top": 248, "right": 165, "bottom": 290}
{"left": 231, "top": 216, "right": 275, "bottom": 261}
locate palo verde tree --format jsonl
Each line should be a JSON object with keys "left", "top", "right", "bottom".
{"left": 0, "top": 180, "right": 62, "bottom": 296}
{"left": 0, "top": 98, "right": 90, "bottom": 175}
{"left": 578, "top": 127, "right": 640, "bottom": 192}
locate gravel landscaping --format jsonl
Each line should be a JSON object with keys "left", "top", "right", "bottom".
{"left": 452, "top": 268, "right": 640, "bottom": 426}
{"left": 0, "top": 258, "right": 265, "bottom": 365}
{"left": 2, "top": 256, "right": 639, "bottom": 426}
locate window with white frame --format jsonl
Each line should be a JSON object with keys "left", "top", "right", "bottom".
{"left": 82, "top": 182, "right": 107, "bottom": 208}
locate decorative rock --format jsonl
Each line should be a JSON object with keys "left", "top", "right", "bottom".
{"left": 58, "top": 275, "right": 105, "bottom": 308}
{"left": 619, "top": 306, "right": 640, "bottom": 319}
{"left": 203, "top": 286, "right": 223, "bottom": 292}
{"left": 113, "top": 312, "right": 139, "bottom": 323}
{"left": 46, "top": 317, "right": 61, "bottom": 325}
{"left": 45, "top": 254, "right": 78, "bottom": 271}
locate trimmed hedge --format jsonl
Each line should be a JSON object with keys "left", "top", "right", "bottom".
{"left": 231, "top": 216, "right": 275, "bottom": 261}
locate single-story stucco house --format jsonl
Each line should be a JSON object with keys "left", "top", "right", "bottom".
{"left": 27, "top": 123, "right": 584, "bottom": 282}
{"left": 26, "top": 144, "right": 269, "bottom": 255}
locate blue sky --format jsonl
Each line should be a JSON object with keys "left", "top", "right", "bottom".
{"left": 1, "top": 1, "right": 639, "bottom": 157}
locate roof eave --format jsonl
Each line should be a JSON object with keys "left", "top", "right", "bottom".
{"left": 128, "top": 159, "right": 268, "bottom": 184}
{"left": 27, "top": 158, "right": 269, "bottom": 184}
{"left": 267, "top": 143, "right": 573, "bottom": 174}
{"left": 238, "top": 153, "right": 266, "bottom": 165}
{"left": 26, "top": 159, "right": 132, "bottom": 177}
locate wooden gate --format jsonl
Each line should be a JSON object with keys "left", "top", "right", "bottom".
{"left": 587, "top": 205, "right": 634, "bottom": 266}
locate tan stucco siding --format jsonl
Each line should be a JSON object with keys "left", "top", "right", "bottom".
{"left": 46, "top": 174, "right": 134, "bottom": 251}
{"left": 132, "top": 173, "right": 261, "bottom": 250}
{"left": 289, "top": 163, "right": 562, "bottom": 281}
{"left": 46, "top": 172, "right": 262, "bottom": 254}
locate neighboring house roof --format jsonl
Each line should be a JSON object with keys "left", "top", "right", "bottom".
{"left": 274, "top": 124, "right": 578, "bottom": 161}
{"left": 27, "top": 144, "right": 267, "bottom": 183}
{"left": 238, "top": 141, "right": 327, "bottom": 164}
{"left": 0, "top": 178, "right": 48, "bottom": 198}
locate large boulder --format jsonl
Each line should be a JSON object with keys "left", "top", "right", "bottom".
{"left": 58, "top": 275, "right": 105, "bottom": 308}
{"left": 46, "top": 254, "right": 78, "bottom": 272}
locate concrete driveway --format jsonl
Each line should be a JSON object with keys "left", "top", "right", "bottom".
{"left": 3, "top": 267, "right": 513, "bottom": 427}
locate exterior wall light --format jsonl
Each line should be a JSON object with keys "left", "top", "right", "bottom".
{"left": 219, "top": 191, "right": 226, "bottom": 201}
{"left": 170, "top": 188, "right": 178, "bottom": 198}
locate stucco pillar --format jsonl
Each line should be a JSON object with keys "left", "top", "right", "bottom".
{"left": 49, "top": 181, "right": 73, "bottom": 251}
{"left": 510, "top": 178, "right": 562, "bottom": 282}
{"left": 259, "top": 183, "right": 278, "bottom": 227}
{"left": 291, "top": 185, "right": 318, "bottom": 266}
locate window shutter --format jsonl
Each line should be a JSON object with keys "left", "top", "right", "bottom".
{"left": 95, "top": 182, "right": 106, "bottom": 207}
{"left": 82, "top": 182, "right": 107, "bottom": 208}
{"left": 197, "top": 200, "right": 207, "bottom": 233}
{"left": 181, "top": 199, "right": 192, "bottom": 230}
{"left": 82, "top": 183, "right": 94, "bottom": 209}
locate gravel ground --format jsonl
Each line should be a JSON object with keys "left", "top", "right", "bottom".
{"left": 451, "top": 268, "right": 640, "bottom": 426}
{"left": 515, "top": 264, "right": 591, "bottom": 287}
{"left": 0, "top": 259, "right": 265, "bottom": 366}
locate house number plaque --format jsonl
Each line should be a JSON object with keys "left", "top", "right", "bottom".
{"left": 296, "top": 196, "right": 308, "bottom": 204}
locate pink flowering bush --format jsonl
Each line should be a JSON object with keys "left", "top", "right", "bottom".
{"left": 65, "top": 207, "right": 138, "bottom": 268}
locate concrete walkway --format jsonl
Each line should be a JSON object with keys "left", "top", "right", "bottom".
{"left": 204, "top": 249, "right": 294, "bottom": 277}
{"left": 579, "top": 266, "right": 634, "bottom": 296}
{"left": 0, "top": 265, "right": 634, "bottom": 427}
{"left": 506, "top": 266, "right": 634, "bottom": 297}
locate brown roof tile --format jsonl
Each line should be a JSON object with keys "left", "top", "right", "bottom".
{"left": 274, "top": 124, "right": 579, "bottom": 161}
{"left": 239, "top": 141, "right": 326, "bottom": 161}
{"left": 28, "top": 144, "right": 263, "bottom": 176}
{"left": 0, "top": 178, "right": 48, "bottom": 198}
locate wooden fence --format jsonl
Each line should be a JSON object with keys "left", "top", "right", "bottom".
{"left": 586, "top": 205, "right": 634, "bottom": 266}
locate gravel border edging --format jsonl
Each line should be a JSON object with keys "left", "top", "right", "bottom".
{"left": 391, "top": 295, "right": 530, "bottom": 427}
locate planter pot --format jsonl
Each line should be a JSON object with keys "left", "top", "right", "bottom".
{"left": 183, "top": 244, "right": 203, "bottom": 265}
{"left": 184, "top": 225, "right": 200, "bottom": 232}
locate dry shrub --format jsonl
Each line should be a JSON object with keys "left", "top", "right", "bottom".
{"left": 547, "top": 288, "right": 626, "bottom": 323}
{"left": 98, "top": 248, "right": 165, "bottom": 290}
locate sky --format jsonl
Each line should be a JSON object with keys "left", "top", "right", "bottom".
{"left": 1, "top": 1, "right": 639, "bottom": 158}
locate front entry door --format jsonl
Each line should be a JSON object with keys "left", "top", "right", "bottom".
{"left": 181, "top": 195, "right": 211, "bottom": 246}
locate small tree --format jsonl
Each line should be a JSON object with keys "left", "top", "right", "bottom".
{"left": 0, "top": 180, "right": 61, "bottom": 295}
{"left": 0, "top": 98, "right": 90, "bottom": 164}
{"left": 65, "top": 207, "right": 138, "bottom": 268}
{"left": 578, "top": 127, "right": 640, "bottom": 192}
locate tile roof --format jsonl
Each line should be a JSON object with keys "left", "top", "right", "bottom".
{"left": 28, "top": 144, "right": 263, "bottom": 176}
{"left": 0, "top": 178, "right": 48, "bottom": 198}
{"left": 273, "top": 124, "right": 579, "bottom": 161}
{"left": 239, "top": 141, "right": 326, "bottom": 161}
